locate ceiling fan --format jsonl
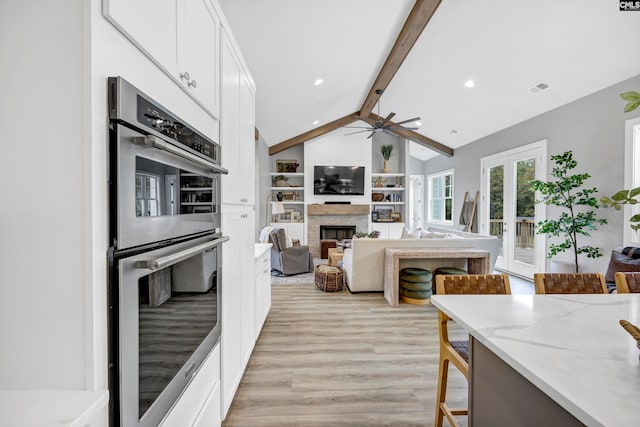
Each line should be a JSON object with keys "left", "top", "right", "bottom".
{"left": 344, "top": 89, "right": 420, "bottom": 139}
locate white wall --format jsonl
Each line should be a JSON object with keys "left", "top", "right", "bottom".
{"left": 304, "top": 132, "right": 373, "bottom": 207}
{"left": 425, "top": 73, "right": 640, "bottom": 273}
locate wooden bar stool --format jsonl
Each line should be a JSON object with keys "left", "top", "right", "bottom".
{"left": 434, "top": 274, "right": 511, "bottom": 427}
{"left": 615, "top": 272, "right": 640, "bottom": 293}
{"left": 533, "top": 273, "right": 607, "bottom": 294}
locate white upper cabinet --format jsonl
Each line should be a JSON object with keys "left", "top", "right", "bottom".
{"left": 221, "top": 29, "right": 255, "bottom": 205}
{"left": 104, "top": 0, "right": 220, "bottom": 119}
{"left": 103, "top": 0, "right": 178, "bottom": 71}
{"left": 178, "top": 0, "right": 220, "bottom": 118}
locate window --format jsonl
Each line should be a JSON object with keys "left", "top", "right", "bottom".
{"left": 428, "top": 169, "right": 454, "bottom": 224}
{"left": 136, "top": 172, "right": 161, "bottom": 217}
{"left": 624, "top": 116, "right": 640, "bottom": 243}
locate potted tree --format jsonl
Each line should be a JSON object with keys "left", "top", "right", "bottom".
{"left": 530, "top": 151, "right": 607, "bottom": 273}
{"left": 381, "top": 144, "right": 393, "bottom": 173}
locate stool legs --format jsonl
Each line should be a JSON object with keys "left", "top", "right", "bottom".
{"left": 435, "top": 356, "right": 449, "bottom": 427}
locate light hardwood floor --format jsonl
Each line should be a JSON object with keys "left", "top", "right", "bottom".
{"left": 223, "top": 284, "right": 468, "bottom": 426}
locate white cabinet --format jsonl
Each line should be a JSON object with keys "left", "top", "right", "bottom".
{"left": 103, "top": 0, "right": 220, "bottom": 119}
{"left": 221, "top": 205, "right": 255, "bottom": 418}
{"left": 221, "top": 29, "right": 255, "bottom": 205}
{"left": 160, "top": 344, "right": 221, "bottom": 427}
{"left": 239, "top": 209, "right": 256, "bottom": 368}
{"left": 254, "top": 246, "right": 271, "bottom": 335}
{"left": 370, "top": 222, "right": 406, "bottom": 239}
{"left": 178, "top": 0, "right": 220, "bottom": 117}
{"left": 192, "top": 381, "right": 221, "bottom": 427}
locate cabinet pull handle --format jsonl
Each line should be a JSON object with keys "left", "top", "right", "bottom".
{"left": 241, "top": 214, "right": 248, "bottom": 219}
{"left": 188, "top": 79, "right": 198, "bottom": 88}
{"left": 180, "top": 71, "right": 190, "bottom": 81}
{"left": 240, "top": 198, "right": 248, "bottom": 203}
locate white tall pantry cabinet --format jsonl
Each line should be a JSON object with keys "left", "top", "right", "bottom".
{"left": 219, "top": 24, "right": 258, "bottom": 421}
{"left": 1, "top": 0, "right": 261, "bottom": 425}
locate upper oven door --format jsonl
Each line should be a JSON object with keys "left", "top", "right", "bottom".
{"left": 115, "top": 124, "right": 222, "bottom": 250}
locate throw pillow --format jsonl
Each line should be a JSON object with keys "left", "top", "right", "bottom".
{"left": 604, "top": 251, "right": 640, "bottom": 283}
{"left": 401, "top": 227, "right": 422, "bottom": 239}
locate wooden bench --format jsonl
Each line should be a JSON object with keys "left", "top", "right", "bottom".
{"left": 383, "top": 248, "right": 490, "bottom": 307}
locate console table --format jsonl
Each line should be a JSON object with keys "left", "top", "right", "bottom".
{"left": 383, "top": 248, "right": 490, "bottom": 306}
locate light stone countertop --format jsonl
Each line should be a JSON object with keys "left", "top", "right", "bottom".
{"left": 431, "top": 294, "right": 640, "bottom": 427}
{"left": 255, "top": 243, "right": 271, "bottom": 258}
{"left": 0, "top": 390, "right": 108, "bottom": 426}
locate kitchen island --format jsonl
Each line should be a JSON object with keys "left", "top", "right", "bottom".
{"left": 431, "top": 294, "right": 640, "bottom": 427}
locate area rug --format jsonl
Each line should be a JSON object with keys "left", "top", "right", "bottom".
{"left": 270, "top": 259, "right": 326, "bottom": 285}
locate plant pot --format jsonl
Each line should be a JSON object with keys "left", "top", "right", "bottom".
{"left": 383, "top": 159, "right": 390, "bottom": 173}
{"left": 275, "top": 180, "right": 287, "bottom": 187}
{"left": 550, "top": 260, "right": 575, "bottom": 273}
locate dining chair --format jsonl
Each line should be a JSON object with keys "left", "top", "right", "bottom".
{"left": 615, "top": 272, "right": 640, "bottom": 293}
{"left": 533, "top": 273, "right": 607, "bottom": 294}
{"left": 434, "top": 274, "right": 511, "bottom": 427}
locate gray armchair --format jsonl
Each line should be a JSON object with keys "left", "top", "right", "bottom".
{"left": 269, "top": 228, "right": 314, "bottom": 276}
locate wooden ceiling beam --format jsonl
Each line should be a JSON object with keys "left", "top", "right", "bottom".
{"left": 362, "top": 113, "right": 453, "bottom": 157}
{"left": 359, "top": 0, "right": 443, "bottom": 117}
{"left": 268, "top": 112, "right": 360, "bottom": 155}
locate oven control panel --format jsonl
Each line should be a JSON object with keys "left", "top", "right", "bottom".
{"left": 136, "top": 96, "right": 218, "bottom": 163}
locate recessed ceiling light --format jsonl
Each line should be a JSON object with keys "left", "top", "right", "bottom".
{"left": 415, "top": 121, "right": 422, "bottom": 126}
{"left": 450, "top": 129, "right": 458, "bottom": 135}
{"left": 314, "top": 78, "right": 324, "bottom": 86}
{"left": 464, "top": 80, "right": 475, "bottom": 88}
{"left": 312, "top": 120, "right": 319, "bottom": 125}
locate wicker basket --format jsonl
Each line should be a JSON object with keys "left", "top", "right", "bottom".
{"left": 314, "top": 265, "right": 344, "bottom": 292}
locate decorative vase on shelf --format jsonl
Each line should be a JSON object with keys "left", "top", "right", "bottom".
{"left": 276, "top": 192, "right": 284, "bottom": 201}
{"left": 383, "top": 159, "right": 390, "bottom": 173}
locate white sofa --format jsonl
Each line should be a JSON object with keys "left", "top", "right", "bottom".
{"left": 342, "top": 228, "right": 502, "bottom": 292}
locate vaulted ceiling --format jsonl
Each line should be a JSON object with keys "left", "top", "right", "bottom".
{"left": 219, "top": 0, "right": 640, "bottom": 160}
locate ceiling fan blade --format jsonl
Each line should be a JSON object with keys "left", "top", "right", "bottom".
{"left": 366, "top": 131, "right": 375, "bottom": 139}
{"left": 344, "top": 129, "right": 372, "bottom": 135}
{"left": 380, "top": 112, "right": 396, "bottom": 127}
{"left": 391, "top": 117, "right": 421, "bottom": 126}
{"left": 343, "top": 125, "right": 373, "bottom": 129}
{"left": 387, "top": 126, "right": 419, "bottom": 131}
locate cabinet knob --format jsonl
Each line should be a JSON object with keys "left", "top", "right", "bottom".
{"left": 188, "top": 79, "right": 198, "bottom": 88}
{"left": 179, "top": 71, "right": 190, "bottom": 81}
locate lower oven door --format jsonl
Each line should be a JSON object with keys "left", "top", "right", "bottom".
{"left": 115, "top": 123, "right": 222, "bottom": 250}
{"left": 116, "top": 233, "right": 227, "bottom": 427}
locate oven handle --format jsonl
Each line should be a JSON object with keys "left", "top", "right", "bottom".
{"left": 133, "top": 135, "right": 229, "bottom": 175}
{"left": 135, "top": 236, "right": 230, "bottom": 271}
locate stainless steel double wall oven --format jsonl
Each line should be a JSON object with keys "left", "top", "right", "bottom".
{"left": 107, "top": 77, "right": 228, "bottom": 427}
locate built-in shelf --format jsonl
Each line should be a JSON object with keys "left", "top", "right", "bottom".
{"left": 270, "top": 172, "right": 304, "bottom": 177}
{"left": 181, "top": 187, "right": 210, "bottom": 191}
{"left": 270, "top": 187, "right": 304, "bottom": 190}
{"left": 271, "top": 201, "right": 304, "bottom": 205}
{"left": 181, "top": 202, "right": 211, "bottom": 206}
{"left": 371, "top": 202, "right": 405, "bottom": 205}
{"left": 371, "top": 173, "right": 404, "bottom": 177}
{"left": 372, "top": 187, "right": 405, "bottom": 191}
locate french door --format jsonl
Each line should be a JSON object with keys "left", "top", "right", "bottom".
{"left": 480, "top": 141, "right": 547, "bottom": 278}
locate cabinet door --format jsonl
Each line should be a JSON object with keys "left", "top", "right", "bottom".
{"left": 103, "top": 0, "right": 178, "bottom": 74}
{"left": 387, "top": 223, "right": 406, "bottom": 239}
{"left": 221, "top": 208, "right": 242, "bottom": 417}
{"left": 179, "top": 0, "right": 220, "bottom": 118}
{"left": 238, "top": 75, "right": 255, "bottom": 204}
{"left": 192, "top": 381, "right": 221, "bottom": 427}
{"left": 221, "top": 31, "right": 241, "bottom": 204}
{"left": 370, "top": 223, "right": 388, "bottom": 239}
{"left": 239, "top": 209, "right": 256, "bottom": 368}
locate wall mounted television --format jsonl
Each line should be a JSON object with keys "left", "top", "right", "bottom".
{"left": 314, "top": 165, "right": 365, "bottom": 195}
